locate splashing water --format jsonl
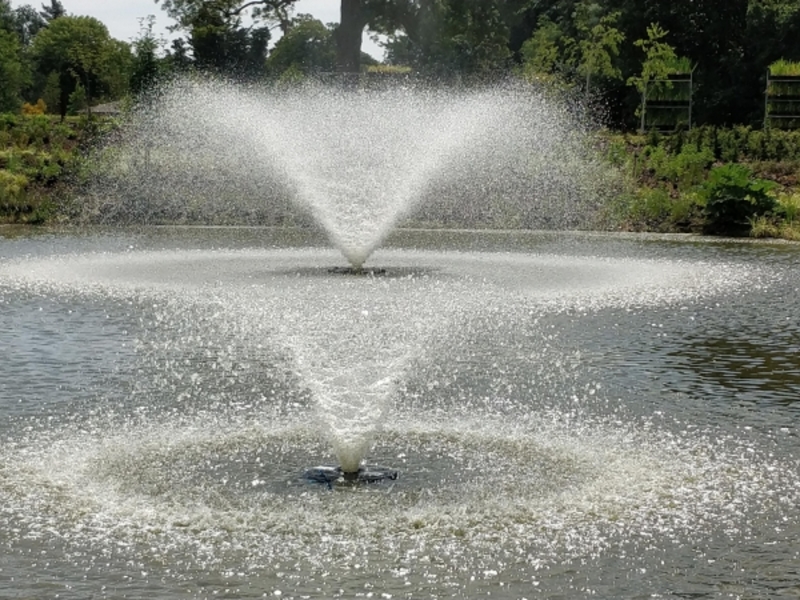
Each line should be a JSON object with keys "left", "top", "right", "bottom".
{"left": 1, "top": 232, "right": 799, "bottom": 599}
{"left": 84, "top": 79, "right": 610, "bottom": 267}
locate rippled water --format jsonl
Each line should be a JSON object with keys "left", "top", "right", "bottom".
{"left": 1, "top": 227, "right": 798, "bottom": 599}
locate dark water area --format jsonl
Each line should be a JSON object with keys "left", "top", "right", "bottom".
{"left": 0, "top": 227, "right": 798, "bottom": 599}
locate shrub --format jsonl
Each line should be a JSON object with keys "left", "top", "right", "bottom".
{"left": 638, "top": 143, "right": 713, "bottom": 189}
{"left": 629, "top": 186, "right": 672, "bottom": 229}
{"left": 749, "top": 215, "right": 780, "bottom": 238}
{"left": 698, "top": 164, "right": 777, "bottom": 235}
{"left": 21, "top": 99, "right": 47, "bottom": 115}
{"left": 0, "top": 170, "right": 29, "bottom": 206}
{"left": 776, "top": 191, "right": 800, "bottom": 223}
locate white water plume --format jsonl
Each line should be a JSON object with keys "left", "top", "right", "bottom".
{"left": 84, "top": 78, "right": 611, "bottom": 267}
{"left": 268, "top": 274, "right": 470, "bottom": 472}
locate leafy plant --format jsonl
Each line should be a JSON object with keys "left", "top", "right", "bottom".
{"left": 769, "top": 59, "right": 800, "bottom": 77}
{"left": 776, "top": 191, "right": 800, "bottom": 223}
{"left": 748, "top": 214, "right": 780, "bottom": 238}
{"left": 698, "top": 164, "right": 777, "bottom": 235}
{"left": 643, "top": 143, "right": 713, "bottom": 188}
{"left": 0, "top": 171, "right": 28, "bottom": 206}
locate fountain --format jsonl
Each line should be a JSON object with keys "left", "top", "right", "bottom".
{"left": 77, "top": 77, "right": 616, "bottom": 477}
{"left": 1, "top": 79, "right": 799, "bottom": 598}
{"left": 84, "top": 79, "right": 610, "bottom": 268}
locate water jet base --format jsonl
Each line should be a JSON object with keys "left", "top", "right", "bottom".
{"left": 303, "top": 465, "right": 399, "bottom": 487}
{"left": 328, "top": 266, "right": 388, "bottom": 276}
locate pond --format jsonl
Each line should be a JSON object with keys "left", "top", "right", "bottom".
{"left": 1, "top": 227, "right": 798, "bottom": 599}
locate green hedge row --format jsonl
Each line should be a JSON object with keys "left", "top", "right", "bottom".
{"left": 649, "top": 125, "right": 800, "bottom": 162}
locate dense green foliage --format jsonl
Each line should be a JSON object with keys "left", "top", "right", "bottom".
{"left": 2, "top": 0, "right": 800, "bottom": 126}
{"left": 603, "top": 127, "right": 800, "bottom": 237}
{"left": 0, "top": 112, "right": 89, "bottom": 223}
{"left": 698, "top": 164, "right": 777, "bottom": 234}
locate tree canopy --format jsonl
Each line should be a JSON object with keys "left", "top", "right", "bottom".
{"left": 1, "top": 0, "right": 800, "bottom": 128}
{"left": 30, "top": 15, "right": 128, "bottom": 118}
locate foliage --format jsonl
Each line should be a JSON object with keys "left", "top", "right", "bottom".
{"left": 775, "top": 190, "right": 800, "bottom": 223}
{"left": 130, "top": 16, "right": 163, "bottom": 96}
{"left": 626, "top": 24, "right": 693, "bottom": 130}
{"left": 0, "top": 112, "right": 91, "bottom": 223}
{"left": 366, "top": 64, "right": 412, "bottom": 74}
{"left": 520, "top": 17, "right": 564, "bottom": 79}
{"left": 156, "top": 0, "right": 293, "bottom": 76}
{"left": 0, "top": 29, "right": 28, "bottom": 112}
{"left": 697, "top": 164, "right": 778, "bottom": 235}
{"left": 0, "top": 169, "right": 29, "bottom": 208}
{"left": 572, "top": 5, "right": 625, "bottom": 100}
{"left": 9, "top": 3, "right": 45, "bottom": 46}
{"left": 769, "top": 59, "right": 800, "bottom": 76}
{"left": 627, "top": 24, "right": 679, "bottom": 95}
{"left": 157, "top": 0, "right": 296, "bottom": 33}
{"left": 30, "top": 16, "right": 130, "bottom": 118}
{"left": 266, "top": 14, "right": 336, "bottom": 77}
{"left": 599, "top": 129, "right": 800, "bottom": 238}
{"left": 381, "top": 0, "right": 512, "bottom": 77}
{"left": 21, "top": 99, "right": 46, "bottom": 115}
{"left": 643, "top": 143, "right": 713, "bottom": 188}
{"left": 40, "top": 1, "right": 66, "bottom": 23}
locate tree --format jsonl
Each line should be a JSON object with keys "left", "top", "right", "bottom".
{"left": 0, "top": 28, "right": 29, "bottom": 111}
{"left": 30, "top": 15, "right": 118, "bottom": 118}
{"left": 337, "top": 0, "right": 363, "bottom": 74}
{"left": 39, "top": 0, "right": 65, "bottom": 22}
{"left": 156, "top": 0, "right": 286, "bottom": 76}
{"left": 158, "top": 0, "right": 296, "bottom": 34}
{"left": 164, "top": 37, "right": 192, "bottom": 72}
{"left": 155, "top": 0, "right": 431, "bottom": 76}
{"left": 520, "top": 17, "right": 565, "bottom": 80}
{"left": 11, "top": 4, "right": 46, "bottom": 46}
{"left": 266, "top": 14, "right": 336, "bottom": 77}
{"left": 104, "top": 38, "right": 134, "bottom": 100}
{"left": 627, "top": 23, "right": 681, "bottom": 132}
{"left": 0, "top": 0, "right": 14, "bottom": 32}
{"left": 572, "top": 4, "right": 624, "bottom": 103}
{"left": 378, "top": 0, "right": 512, "bottom": 77}
{"left": 130, "top": 16, "right": 162, "bottom": 95}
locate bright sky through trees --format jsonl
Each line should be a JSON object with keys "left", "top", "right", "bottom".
{"left": 7, "top": 0, "right": 384, "bottom": 57}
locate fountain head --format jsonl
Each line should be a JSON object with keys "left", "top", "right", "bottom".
{"left": 303, "top": 465, "right": 399, "bottom": 487}
{"left": 328, "top": 266, "right": 387, "bottom": 276}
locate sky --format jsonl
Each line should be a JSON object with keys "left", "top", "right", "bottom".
{"left": 10, "top": 0, "right": 384, "bottom": 58}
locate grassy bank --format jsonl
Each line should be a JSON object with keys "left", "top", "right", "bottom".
{"left": 601, "top": 126, "right": 800, "bottom": 240}
{"left": 0, "top": 113, "right": 105, "bottom": 224}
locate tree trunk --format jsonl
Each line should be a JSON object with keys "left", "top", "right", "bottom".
{"left": 337, "top": 0, "right": 364, "bottom": 76}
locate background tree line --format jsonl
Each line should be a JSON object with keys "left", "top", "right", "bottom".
{"left": 2, "top": 0, "right": 800, "bottom": 127}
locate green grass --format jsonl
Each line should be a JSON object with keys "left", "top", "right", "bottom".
{"left": 769, "top": 59, "right": 800, "bottom": 77}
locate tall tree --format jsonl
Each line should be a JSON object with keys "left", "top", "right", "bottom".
{"left": 30, "top": 15, "right": 119, "bottom": 118}
{"left": 378, "top": 0, "right": 512, "bottom": 77}
{"left": 0, "top": 0, "right": 14, "bottom": 31}
{"left": 337, "top": 0, "right": 363, "bottom": 74}
{"left": 572, "top": 4, "right": 624, "bottom": 102}
{"left": 156, "top": 0, "right": 290, "bottom": 75}
{"left": 158, "top": 0, "right": 296, "bottom": 34}
{"left": 11, "top": 4, "right": 45, "bottom": 46}
{"left": 520, "top": 16, "right": 565, "bottom": 80}
{"left": 0, "top": 28, "right": 28, "bottom": 111}
{"left": 627, "top": 23, "right": 681, "bottom": 132}
{"left": 39, "top": 0, "right": 65, "bottom": 22}
{"left": 266, "top": 14, "right": 336, "bottom": 77}
{"left": 130, "top": 16, "right": 162, "bottom": 95}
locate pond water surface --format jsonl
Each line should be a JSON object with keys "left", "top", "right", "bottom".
{"left": 1, "top": 227, "right": 798, "bottom": 599}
